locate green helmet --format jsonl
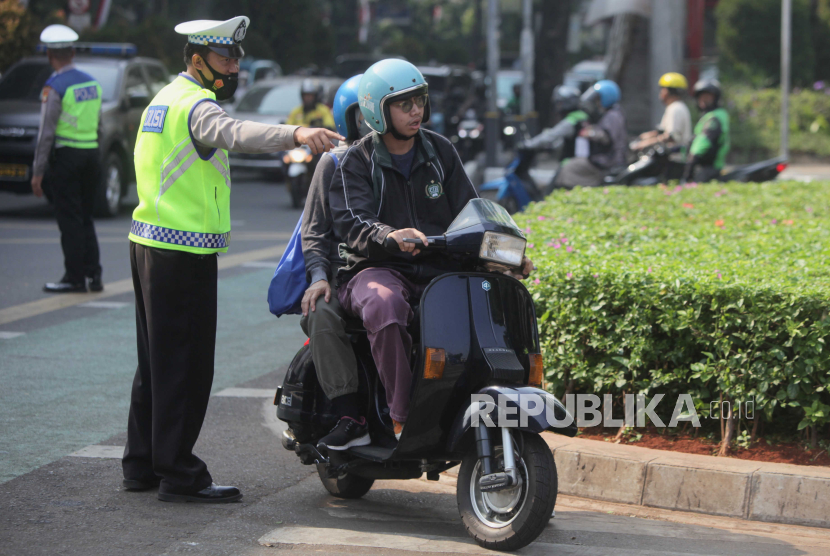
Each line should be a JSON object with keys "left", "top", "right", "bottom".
{"left": 358, "top": 59, "right": 430, "bottom": 135}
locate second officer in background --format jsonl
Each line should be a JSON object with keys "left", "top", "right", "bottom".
{"left": 122, "top": 15, "right": 343, "bottom": 503}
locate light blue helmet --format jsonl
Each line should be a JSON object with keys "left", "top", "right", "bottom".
{"left": 358, "top": 59, "right": 430, "bottom": 135}
{"left": 591, "top": 79, "right": 621, "bottom": 108}
{"left": 333, "top": 74, "right": 363, "bottom": 141}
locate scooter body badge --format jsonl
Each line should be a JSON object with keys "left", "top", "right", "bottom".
{"left": 482, "top": 280, "right": 491, "bottom": 291}
{"left": 281, "top": 394, "right": 292, "bottom": 406}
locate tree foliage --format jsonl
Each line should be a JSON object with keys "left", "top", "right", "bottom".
{"left": 0, "top": 0, "right": 36, "bottom": 73}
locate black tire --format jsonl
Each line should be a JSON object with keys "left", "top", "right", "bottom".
{"left": 457, "top": 432, "right": 557, "bottom": 551}
{"left": 479, "top": 188, "right": 519, "bottom": 215}
{"left": 288, "top": 173, "right": 304, "bottom": 209}
{"left": 316, "top": 462, "right": 375, "bottom": 499}
{"left": 95, "top": 152, "right": 124, "bottom": 217}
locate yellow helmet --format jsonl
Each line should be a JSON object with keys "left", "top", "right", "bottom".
{"left": 658, "top": 72, "right": 688, "bottom": 90}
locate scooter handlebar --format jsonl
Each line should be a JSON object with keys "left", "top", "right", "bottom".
{"left": 383, "top": 235, "right": 446, "bottom": 253}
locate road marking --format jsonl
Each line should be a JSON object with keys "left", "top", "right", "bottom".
{"left": 214, "top": 387, "right": 275, "bottom": 398}
{"left": 79, "top": 301, "right": 130, "bottom": 309}
{"left": 0, "top": 244, "right": 286, "bottom": 327}
{"left": 68, "top": 445, "right": 123, "bottom": 459}
{"left": 259, "top": 526, "right": 696, "bottom": 555}
{"left": 241, "top": 261, "right": 279, "bottom": 269}
{"left": 0, "top": 331, "right": 25, "bottom": 339}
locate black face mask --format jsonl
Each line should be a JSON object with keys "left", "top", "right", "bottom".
{"left": 197, "top": 58, "right": 238, "bottom": 101}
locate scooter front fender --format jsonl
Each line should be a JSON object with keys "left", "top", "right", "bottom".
{"left": 446, "top": 385, "right": 577, "bottom": 454}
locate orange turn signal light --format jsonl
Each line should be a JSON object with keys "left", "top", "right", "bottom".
{"left": 283, "top": 155, "right": 291, "bottom": 164}
{"left": 529, "top": 353, "right": 544, "bottom": 387}
{"left": 424, "top": 348, "right": 446, "bottom": 380}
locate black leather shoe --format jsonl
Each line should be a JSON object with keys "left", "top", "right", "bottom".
{"left": 43, "top": 281, "right": 87, "bottom": 293}
{"left": 88, "top": 273, "right": 104, "bottom": 292}
{"left": 122, "top": 477, "right": 161, "bottom": 491}
{"left": 157, "top": 484, "right": 242, "bottom": 503}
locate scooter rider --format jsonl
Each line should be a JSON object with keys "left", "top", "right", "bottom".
{"left": 631, "top": 72, "right": 692, "bottom": 155}
{"left": 554, "top": 80, "right": 627, "bottom": 188}
{"left": 287, "top": 78, "right": 335, "bottom": 130}
{"left": 683, "top": 79, "right": 730, "bottom": 183}
{"left": 300, "top": 75, "right": 372, "bottom": 451}
{"left": 522, "top": 85, "right": 588, "bottom": 157}
{"left": 330, "top": 60, "right": 534, "bottom": 440}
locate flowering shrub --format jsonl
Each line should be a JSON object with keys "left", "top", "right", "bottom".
{"left": 517, "top": 181, "right": 830, "bottom": 435}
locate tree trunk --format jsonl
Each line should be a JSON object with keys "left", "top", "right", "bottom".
{"left": 811, "top": 425, "right": 819, "bottom": 449}
{"left": 534, "top": 0, "right": 572, "bottom": 128}
{"left": 750, "top": 415, "right": 760, "bottom": 444}
{"left": 718, "top": 402, "right": 737, "bottom": 457}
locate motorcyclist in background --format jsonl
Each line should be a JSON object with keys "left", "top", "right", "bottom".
{"left": 287, "top": 78, "right": 336, "bottom": 130}
{"left": 553, "top": 80, "right": 627, "bottom": 188}
{"left": 683, "top": 79, "right": 730, "bottom": 183}
{"left": 631, "top": 72, "right": 692, "bottom": 155}
{"left": 522, "top": 85, "right": 588, "bottom": 157}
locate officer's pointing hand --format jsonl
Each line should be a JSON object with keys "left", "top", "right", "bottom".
{"left": 294, "top": 127, "right": 344, "bottom": 155}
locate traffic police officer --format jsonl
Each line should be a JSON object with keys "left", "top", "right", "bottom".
{"left": 31, "top": 24, "right": 104, "bottom": 293}
{"left": 122, "top": 16, "right": 343, "bottom": 503}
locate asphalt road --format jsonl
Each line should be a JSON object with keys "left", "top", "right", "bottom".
{"left": 1, "top": 175, "right": 829, "bottom": 555}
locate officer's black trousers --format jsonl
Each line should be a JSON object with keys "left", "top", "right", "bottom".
{"left": 123, "top": 242, "right": 216, "bottom": 493}
{"left": 48, "top": 148, "right": 101, "bottom": 284}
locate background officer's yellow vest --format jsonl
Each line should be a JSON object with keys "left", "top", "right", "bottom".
{"left": 129, "top": 76, "right": 231, "bottom": 254}
{"left": 55, "top": 80, "right": 102, "bottom": 149}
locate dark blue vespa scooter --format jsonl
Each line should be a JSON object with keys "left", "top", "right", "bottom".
{"left": 275, "top": 198, "right": 576, "bottom": 551}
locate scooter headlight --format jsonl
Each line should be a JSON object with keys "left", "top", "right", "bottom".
{"left": 288, "top": 149, "right": 307, "bottom": 163}
{"left": 479, "top": 231, "right": 525, "bottom": 268}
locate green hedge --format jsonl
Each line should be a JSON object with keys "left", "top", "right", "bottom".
{"left": 517, "top": 182, "right": 830, "bottom": 435}
{"left": 727, "top": 86, "right": 830, "bottom": 160}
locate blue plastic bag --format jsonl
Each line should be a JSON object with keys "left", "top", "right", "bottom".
{"left": 267, "top": 214, "right": 307, "bottom": 317}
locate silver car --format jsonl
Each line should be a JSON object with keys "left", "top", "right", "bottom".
{"left": 228, "top": 77, "right": 341, "bottom": 178}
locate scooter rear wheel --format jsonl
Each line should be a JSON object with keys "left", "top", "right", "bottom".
{"left": 457, "top": 432, "right": 557, "bottom": 551}
{"left": 316, "top": 462, "right": 375, "bottom": 499}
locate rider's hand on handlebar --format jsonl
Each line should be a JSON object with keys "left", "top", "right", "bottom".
{"left": 504, "top": 256, "right": 535, "bottom": 280}
{"left": 293, "top": 127, "right": 344, "bottom": 155}
{"left": 301, "top": 279, "right": 332, "bottom": 316}
{"left": 388, "top": 228, "right": 428, "bottom": 256}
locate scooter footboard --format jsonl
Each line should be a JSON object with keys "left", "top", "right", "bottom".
{"left": 446, "top": 385, "right": 577, "bottom": 454}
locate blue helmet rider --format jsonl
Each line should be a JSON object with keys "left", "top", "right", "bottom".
{"left": 332, "top": 74, "right": 364, "bottom": 143}
{"left": 358, "top": 59, "right": 430, "bottom": 140}
{"left": 579, "top": 79, "right": 621, "bottom": 122}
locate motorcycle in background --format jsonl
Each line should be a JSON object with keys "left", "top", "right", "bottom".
{"left": 283, "top": 145, "right": 319, "bottom": 209}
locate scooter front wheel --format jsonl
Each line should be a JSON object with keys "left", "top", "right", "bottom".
{"left": 457, "top": 432, "right": 557, "bottom": 551}
{"left": 316, "top": 462, "right": 375, "bottom": 499}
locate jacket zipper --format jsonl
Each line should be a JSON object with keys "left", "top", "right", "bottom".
{"left": 403, "top": 179, "right": 421, "bottom": 230}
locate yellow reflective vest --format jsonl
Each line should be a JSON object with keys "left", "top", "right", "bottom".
{"left": 129, "top": 76, "right": 231, "bottom": 254}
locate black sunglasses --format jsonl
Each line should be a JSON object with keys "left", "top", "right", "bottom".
{"left": 391, "top": 94, "right": 428, "bottom": 113}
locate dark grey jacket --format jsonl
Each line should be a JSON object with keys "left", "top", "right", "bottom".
{"left": 329, "top": 129, "right": 478, "bottom": 285}
{"left": 589, "top": 106, "right": 627, "bottom": 169}
{"left": 301, "top": 146, "right": 348, "bottom": 284}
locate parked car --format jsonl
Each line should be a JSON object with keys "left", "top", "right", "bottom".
{"left": 0, "top": 43, "right": 170, "bottom": 216}
{"left": 235, "top": 59, "right": 282, "bottom": 102}
{"left": 227, "top": 76, "right": 342, "bottom": 178}
{"left": 417, "top": 64, "right": 475, "bottom": 137}
{"left": 332, "top": 53, "right": 406, "bottom": 79}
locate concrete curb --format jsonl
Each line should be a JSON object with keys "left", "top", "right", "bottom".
{"left": 543, "top": 433, "right": 830, "bottom": 529}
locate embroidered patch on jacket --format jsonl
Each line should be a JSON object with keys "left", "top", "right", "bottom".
{"left": 73, "top": 85, "right": 99, "bottom": 102}
{"left": 425, "top": 180, "right": 444, "bottom": 199}
{"left": 142, "top": 106, "right": 168, "bottom": 133}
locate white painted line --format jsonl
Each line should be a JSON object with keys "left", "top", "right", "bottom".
{"left": 68, "top": 445, "right": 124, "bottom": 459}
{"left": 241, "top": 261, "right": 279, "bottom": 269}
{"left": 0, "top": 331, "right": 25, "bottom": 339}
{"left": 213, "top": 387, "right": 275, "bottom": 398}
{"left": 259, "top": 526, "right": 693, "bottom": 555}
{"left": 79, "top": 301, "right": 130, "bottom": 309}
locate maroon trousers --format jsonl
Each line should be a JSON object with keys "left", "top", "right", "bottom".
{"left": 339, "top": 268, "right": 424, "bottom": 423}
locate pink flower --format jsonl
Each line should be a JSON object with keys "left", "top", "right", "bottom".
{"left": 566, "top": 272, "right": 573, "bottom": 279}
{"left": 647, "top": 267, "right": 653, "bottom": 273}
{"left": 717, "top": 273, "right": 722, "bottom": 279}
{"left": 603, "top": 188, "right": 610, "bottom": 195}
{"left": 553, "top": 243, "right": 561, "bottom": 249}
{"left": 771, "top": 219, "right": 778, "bottom": 224}
{"left": 593, "top": 274, "right": 599, "bottom": 278}
{"left": 528, "top": 243, "right": 535, "bottom": 249}
{"left": 567, "top": 218, "right": 574, "bottom": 223}
{"left": 560, "top": 232, "right": 566, "bottom": 238}
{"left": 674, "top": 185, "right": 683, "bottom": 192}
{"left": 562, "top": 238, "right": 568, "bottom": 244}
{"left": 524, "top": 227, "right": 532, "bottom": 233}
{"left": 641, "top": 226, "right": 648, "bottom": 231}
{"left": 533, "top": 278, "right": 541, "bottom": 285}
{"left": 566, "top": 246, "right": 573, "bottom": 252}
{"left": 806, "top": 207, "right": 814, "bottom": 213}
{"left": 537, "top": 215, "right": 546, "bottom": 221}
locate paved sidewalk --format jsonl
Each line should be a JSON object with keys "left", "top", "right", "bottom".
{"left": 543, "top": 433, "right": 830, "bottom": 529}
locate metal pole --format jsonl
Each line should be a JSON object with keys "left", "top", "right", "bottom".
{"left": 780, "top": 0, "right": 791, "bottom": 159}
{"left": 485, "top": 0, "right": 500, "bottom": 168}
{"left": 520, "top": 0, "right": 535, "bottom": 130}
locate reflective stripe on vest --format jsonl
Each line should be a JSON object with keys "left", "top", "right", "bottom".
{"left": 130, "top": 76, "right": 231, "bottom": 255}
{"left": 55, "top": 80, "right": 101, "bottom": 149}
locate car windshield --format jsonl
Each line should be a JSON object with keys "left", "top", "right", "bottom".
{"left": 236, "top": 83, "right": 300, "bottom": 115}
{"left": 446, "top": 198, "right": 522, "bottom": 234}
{"left": 0, "top": 61, "right": 119, "bottom": 102}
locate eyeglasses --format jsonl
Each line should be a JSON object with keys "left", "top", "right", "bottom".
{"left": 391, "top": 94, "right": 428, "bottom": 113}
